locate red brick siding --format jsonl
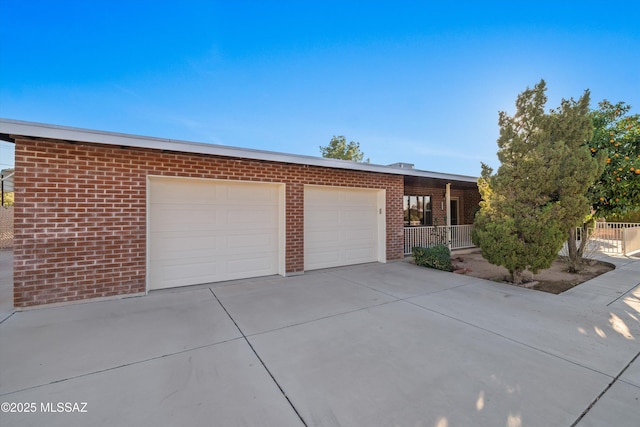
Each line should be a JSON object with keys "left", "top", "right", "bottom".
{"left": 13, "top": 138, "right": 404, "bottom": 307}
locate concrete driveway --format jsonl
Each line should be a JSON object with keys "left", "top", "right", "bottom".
{"left": 1, "top": 260, "right": 639, "bottom": 426}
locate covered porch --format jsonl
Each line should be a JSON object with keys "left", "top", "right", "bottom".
{"left": 401, "top": 173, "right": 479, "bottom": 254}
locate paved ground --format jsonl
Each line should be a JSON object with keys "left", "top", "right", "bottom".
{"left": 0, "top": 254, "right": 639, "bottom": 426}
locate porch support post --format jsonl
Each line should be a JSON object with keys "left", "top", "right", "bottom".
{"left": 445, "top": 183, "right": 451, "bottom": 249}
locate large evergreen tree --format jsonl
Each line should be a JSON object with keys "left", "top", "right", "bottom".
{"left": 550, "top": 92, "right": 606, "bottom": 272}
{"left": 473, "top": 80, "right": 602, "bottom": 282}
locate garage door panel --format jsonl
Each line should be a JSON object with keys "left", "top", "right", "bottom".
{"left": 345, "top": 247, "right": 376, "bottom": 261}
{"left": 226, "top": 208, "right": 278, "bottom": 226}
{"left": 152, "top": 245, "right": 221, "bottom": 262}
{"left": 227, "top": 255, "right": 278, "bottom": 275}
{"left": 344, "top": 212, "right": 375, "bottom": 227}
{"left": 306, "top": 189, "right": 339, "bottom": 204}
{"left": 149, "top": 178, "right": 282, "bottom": 290}
{"left": 228, "top": 232, "right": 277, "bottom": 249}
{"left": 304, "top": 186, "right": 382, "bottom": 271}
{"left": 162, "top": 258, "right": 218, "bottom": 277}
{"left": 150, "top": 206, "right": 218, "bottom": 232}
{"left": 152, "top": 234, "right": 222, "bottom": 259}
{"left": 345, "top": 191, "right": 376, "bottom": 203}
{"left": 158, "top": 233, "right": 275, "bottom": 254}
{"left": 305, "top": 230, "right": 340, "bottom": 244}
{"left": 153, "top": 180, "right": 219, "bottom": 204}
{"left": 305, "top": 248, "right": 340, "bottom": 265}
{"left": 225, "top": 184, "right": 279, "bottom": 201}
{"left": 305, "top": 209, "right": 339, "bottom": 224}
{"left": 344, "top": 230, "right": 375, "bottom": 243}
{"left": 153, "top": 259, "right": 220, "bottom": 288}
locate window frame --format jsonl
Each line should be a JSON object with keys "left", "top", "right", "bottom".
{"left": 403, "top": 195, "right": 433, "bottom": 226}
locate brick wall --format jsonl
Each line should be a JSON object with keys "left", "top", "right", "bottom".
{"left": 13, "top": 137, "right": 404, "bottom": 307}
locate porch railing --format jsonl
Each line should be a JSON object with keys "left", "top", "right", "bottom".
{"left": 405, "top": 222, "right": 640, "bottom": 257}
{"left": 404, "top": 224, "right": 474, "bottom": 255}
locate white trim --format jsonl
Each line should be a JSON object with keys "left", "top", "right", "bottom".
{"left": 0, "top": 118, "right": 478, "bottom": 184}
{"left": 377, "top": 189, "right": 387, "bottom": 263}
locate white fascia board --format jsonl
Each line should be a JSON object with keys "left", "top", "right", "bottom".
{"left": 0, "top": 118, "right": 478, "bottom": 184}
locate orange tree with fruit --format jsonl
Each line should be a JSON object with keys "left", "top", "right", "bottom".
{"left": 587, "top": 101, "right": 640, "bottom": 217}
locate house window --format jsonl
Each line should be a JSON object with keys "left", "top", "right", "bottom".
{"left": 403, "top": 195, "right": 432, "bottom": 226}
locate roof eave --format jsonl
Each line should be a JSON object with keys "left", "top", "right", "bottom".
{"left": 0, "top": 118, "right": 478, "bottom": 184}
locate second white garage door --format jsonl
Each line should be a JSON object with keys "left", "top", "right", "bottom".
{"left": 304, "top": 186, "right": 385, "bottom": 270}
{"left": 148, "top": 177, "right": 284, "bottom": 290}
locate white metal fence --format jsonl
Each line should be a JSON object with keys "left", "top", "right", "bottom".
{"left": 585, "top": 222, "right": 640, "bottom": 255}
{"left": 404, "top": 222, "right": 640, "bottom": 257}
{"left": 0, "top": 206, "right": 13, "bottom": 249}
{"left": 404, "top": 224, "right": 474, "bottom": 254}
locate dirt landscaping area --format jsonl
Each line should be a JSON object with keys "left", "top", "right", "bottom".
{"left": 450, "top": 249, "right": 615, "bottom": 294}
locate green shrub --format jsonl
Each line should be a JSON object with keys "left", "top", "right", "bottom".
{"left": 412, "top": 244, "right": 453, "bottom": 272}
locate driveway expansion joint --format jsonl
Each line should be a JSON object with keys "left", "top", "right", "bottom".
{"left": 243, "top": 299, "right": 400, "bottom": 338}
{"left": 0, "top": 338, "right": 244, "bottom": 398}
{"left": 325, "top": 269, "right": 474, "bottom": 300}
{"left": 208, "top": 287, "right": 308, "bottom": 427}
{"left": 570, "top": 350, "right": 640, "bottom": 427}
{"left": 606, "top": 282, "right": 640, "bottom": 307}
{"left": 0, "top": 311, "right": 15, "bottom": 325}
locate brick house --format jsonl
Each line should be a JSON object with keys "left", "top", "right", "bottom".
{"left": 0, "top": 119, "right": 480, "bottom": 308}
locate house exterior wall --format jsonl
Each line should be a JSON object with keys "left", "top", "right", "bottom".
{"left": 403, "top": 182, "right": 480, "bottom": 226}
{"left": 13, "top": 137, "right": 404, "bottom": 307}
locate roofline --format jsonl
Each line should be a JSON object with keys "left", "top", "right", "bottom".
{"left": 0, "top": 118, "right": 478, "bottom": 184}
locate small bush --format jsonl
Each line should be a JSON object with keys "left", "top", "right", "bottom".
{"left": 412, "top": 244, "right": 453, "bottom": 272}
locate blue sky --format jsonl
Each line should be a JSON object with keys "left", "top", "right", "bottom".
{"left": 1, "top": 1, "right": 639, "bottom": 175}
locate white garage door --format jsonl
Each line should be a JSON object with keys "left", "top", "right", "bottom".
{"left": 304, "top": 186, "right": 384, "bottom": 270}
{"left": 148, "top": 177, "right": 283, "bottom": 290}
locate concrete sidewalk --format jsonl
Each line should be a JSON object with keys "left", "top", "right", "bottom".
{"left": 1, "top": 259, "right": 639, "bottom": 426}
{"left": 560, "top": 252, "right": 640, "bottom": 306}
